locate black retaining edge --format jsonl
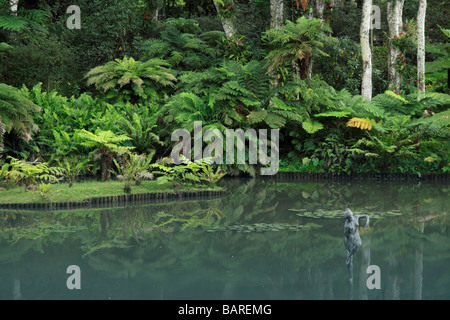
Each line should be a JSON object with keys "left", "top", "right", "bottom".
{"left": 255, "top": 171, "right": 450, "bottom": 181}
{"left": 0, "top": 189, "right": 227, "bottom": 211}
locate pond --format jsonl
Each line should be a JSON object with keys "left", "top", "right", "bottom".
{"left": 0, "top": 178, "right": 448, "bottom": 300}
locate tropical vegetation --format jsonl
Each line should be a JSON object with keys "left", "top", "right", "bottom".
{"left": 0, "top": 0, "right": 449, "bottom": 199}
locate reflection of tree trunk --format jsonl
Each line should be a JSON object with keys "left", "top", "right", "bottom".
{"left": 415, "top": 244, "right": 423, "bottom": 300}
{"left": 315, "top": 268, "right": 324, "bottom": 299}
{"left": 13, "top": 278, "right": 22, "bottom": 300}
{"left": 348, "top": 279, "right": 354, "bottom": 300}
{"left": 100, "top": 212, "right": 107, "bottom": 236}
{"left": 414, "top": 222, "right": 424, "bottom": 300}
{"left": 359, "top": 243, "right": 370, "bottom": 300}
{"left": 100, "top": 211, "right": 112, "bottom": 237}
{"left": 221, "top": 270, "right": 236, "bottom": 299}
{"left": 387, "top": 250, "right": 400, "bottom": 299}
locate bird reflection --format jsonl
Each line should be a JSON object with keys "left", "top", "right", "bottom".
{"left": 344, "top": 207, "right": 369, "bottom": 283}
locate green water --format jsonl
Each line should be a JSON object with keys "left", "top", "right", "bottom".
{"left": 0, "top": 178, "right": 448, "bottom": 300}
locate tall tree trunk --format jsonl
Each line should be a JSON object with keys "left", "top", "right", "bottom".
{"left": 360, "top": 0, "right": 372, "bottom": 100}
{"left": 387, "top": 0, "right": 405, "bottom": 91}
{"left": 213, "top": 1, "right": 236, "bottom": 40}
{"left": 270, "top": 0, "right": 284, "bottom": 29}
{"left": 315, "top": 0, "right": 325, "bottom": 19}
{"left": 269, "top": 0, "right": 284, "bottom": 88}
{"left": 305, "top": 0, "right": 314, "bottom": 78}
{"left": 417, "top": 0, "right": 427, "bottom": 98}
{"left": 10, "top": 0, "right": 19, "bottom": 15}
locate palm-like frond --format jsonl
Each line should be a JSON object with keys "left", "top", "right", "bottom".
{"left": 77, "top": 129, "right": 132, "bottom": 151}
{"left": 85, "top": 56, "right": 176, "bottom": 101}
{"left": 139, "top": 18, "right": 221, "bottom": 71}
{"left": 263, "top": 17, "right": 333, "bottom": 72}
{"left": 0, "top": 84, "right": 41, "bottom": 151}
{"left": 0, "top": 9, "right": 50, "bottom": 32}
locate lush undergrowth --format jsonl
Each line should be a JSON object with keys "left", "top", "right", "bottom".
{"left": 1, "top": 1, "right": 449, "bottom": 194}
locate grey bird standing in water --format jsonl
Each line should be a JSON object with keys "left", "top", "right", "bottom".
{"left": 344, "top": 207, "right": 369, "bottom": 282}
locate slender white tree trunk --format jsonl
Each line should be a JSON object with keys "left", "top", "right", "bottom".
{"left": 270, "top": 0, "right": 284, "bottom": 29}
{"left": 417, "top": 0, "right": 427, "bottom": 98}
{"left": 213, "top": 1, "right": 236, "bottom": 40}
{"left": 305, "top": 0, "right": 315, "bottom": 79}
{"left": 10, "top": 0, "right": 19, "bottom": 15}
{"left": 360, "top": 0, "right": 372, "bottom": 100}
{"left": 315, "top": 0, "right": 325, "bottom": 19}
{"left": 387, "top": 0, "right": 405, "bottom": 91}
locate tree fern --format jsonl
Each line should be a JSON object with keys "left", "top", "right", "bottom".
{"left": 263, "top": 17, "right": 333, "bottom": 78}
{"left": 0, "top": 8, "right": 50, "bottom": 33}
{"left": 412, "top": 92, "right": 450, "bottom": 112}
{"left": 77, "top": 129, "right": 133, "bottom": 181}
{"left": 368, "top": 91, "right": 450, "bottom": 118}
{"left": 247, "top": 110, "right": 267, "bottom": 125}
{"left": 0, "top": 84, "right": 41, "bottom": 152}
{"left": 78, "top": 129, "right": 132, "bottom": 151}
{"left": 138, "top": 18, "right": 221, "bottom": 72}
{"left": 85, "top": 56, "right": 177, "bottom": 103}
{"left": 412, "top": 109, "right": 450, "bottom": 139}
{"left": 114, "top": 106, "right": 163, "bottom": 155}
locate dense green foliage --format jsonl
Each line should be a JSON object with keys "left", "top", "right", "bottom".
{"left": 0, "top": 0, "right": 449, "bottom": 194}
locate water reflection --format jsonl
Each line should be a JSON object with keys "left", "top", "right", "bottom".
{"left": 0, "top": 179, "right": 448, "bottom": 299}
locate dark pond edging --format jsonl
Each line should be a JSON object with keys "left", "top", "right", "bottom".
{"left": 0, "top": 189, "right": 227, "bottom": 211}
{"left": 255, "top": 172, "right": 450, "bottom": 181}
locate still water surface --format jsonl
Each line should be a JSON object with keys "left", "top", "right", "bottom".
{"left": 0, "top": 178, "right": 448, "bottom": 300}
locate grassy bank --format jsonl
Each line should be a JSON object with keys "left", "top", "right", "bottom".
{"left": 0, "top": 180, "right": 223, "bottom": 204}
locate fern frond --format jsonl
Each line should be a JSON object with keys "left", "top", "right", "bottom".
{"left": 302, "top": 118, "right": 324, "bottom": 134}
{"left": 0, "top": 9, "right": 50, "bottom": 32}
{"left": 314, "top": 110, "right": 352, "bottom": 118}
{"left": 346, "top": 117, "right": 374, "bottom": 130}
{"left": 247, "top": 110, "right": 267, "bottom": 125}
